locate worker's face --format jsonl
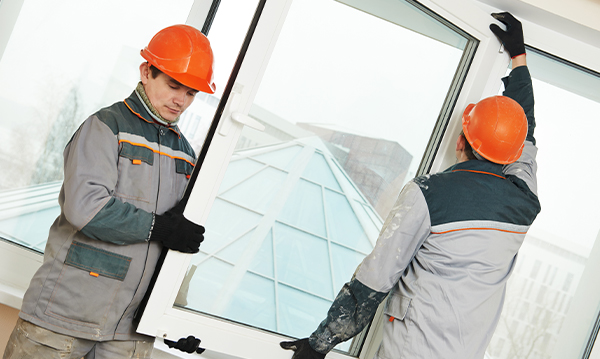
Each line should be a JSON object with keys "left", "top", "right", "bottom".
{"left": 140, "top": 63, "right": 198, "bottom": 122}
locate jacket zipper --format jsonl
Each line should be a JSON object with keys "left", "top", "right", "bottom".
{"left": 115, "top": 125, "right": 164, "bottom": 336}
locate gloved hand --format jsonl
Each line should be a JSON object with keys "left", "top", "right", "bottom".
{"left": 150, "top": 201, "right": 205, "bottom": 253}
{"left": 164, "top": 335, "right": 206, "bottom": 354}
{"left": 280, "top": 338, "right": 326, "bottom": 359}
{"left": 489, "top": 12, "right": 525, "bottom": 58}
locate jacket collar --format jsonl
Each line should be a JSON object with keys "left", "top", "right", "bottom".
{"left": 444, "top": 159, "right": 505, "bottom": 178}
{"left": 123, "top": 91, "right": 182, "bottom": 137}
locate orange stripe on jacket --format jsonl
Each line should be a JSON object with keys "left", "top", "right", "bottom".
{"left": 119, "top": 139, "right": 195, "bottom": 167}
{"left": 431, "top": 227, "right": 527, "bottom": 235}
{"left": 123, "top": 99, "right": 181, "bottom": 138}
{"left": 451, "top": 169, "right": 506, "bottom": 179}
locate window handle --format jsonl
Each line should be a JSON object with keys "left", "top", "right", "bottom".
{"left": 218, "top": 84, "right": 265, "bottom": 136}
{"left": 230, "top": 111, "right": 265, "bottom": 132}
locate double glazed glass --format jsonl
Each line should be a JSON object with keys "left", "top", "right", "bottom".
{"left": 174, "top": 0, "right": 474, "bottom": 353}
{"left": 486, "top": 50, "right": 600, "bottom": 359}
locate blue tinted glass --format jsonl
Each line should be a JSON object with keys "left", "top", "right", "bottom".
{"left": 203, "top": 199, "right": 261, "bottom": 253}
{"left": 0, "top": 206, "right": 60, "bottom": 251}
{"left": 250, "top": 229, "right": 275, "bottom": 278}
{"left": 217, "top": 228, "right": 275, "bottom": 278}
{"left": 278, "top": 179, "right": 326, "bottom": 237}
{"left": 302, "top": 152, "right": 342, "bottom": 191}
{"left": 180, "top": 258, "right": 232, "bottom": 312}
{"left": 330, "top": 243, "right": 367, "bottom": 291}
{"left": 253, "top": 145, "right": 304, "bottom": 170}
{"left": 274, "top": 223, "right": 333, "bottom": 299}
{"left": 224, "top": 272, "right": 276, "bottom": 331}
{"left": 217, "top": 229, "right": 256, "bottom": 265}
{"left": 277, "top": 283, "right": 332, "bottom": 338}
{"left": 219, "top": 158, "right": 265, "bottom": 192}
{"left": 221, "top": 167, "right": 288, "bottom": 213}
{"left": 324, "top": 189, "right": 372, "bottom": 253}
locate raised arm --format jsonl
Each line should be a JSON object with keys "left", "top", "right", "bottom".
{"left": 490, "top": 12, "right": 538, "bottom": 195}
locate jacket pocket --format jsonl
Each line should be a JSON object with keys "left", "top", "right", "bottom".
{"left": 173, "top": 158, "right": 194, "bottom": 199}
{"left": 377, "top": 293, "right": 413, "bottom": 359}
{"left": 115, "top": 142, "right": 156, "bottom": 208}
{"left": 119, "top": 141, "right": 154, "bottom": 165}
{"left": 45, "top": 242, "right": 132, "bottom": 327}
{"left": 175, "top": 158, "right": 194, "bottom": 177}
{"left": 384, "top": 292, "right": 412, "bottom": 321}
{"left": 65, "top": 241, "right": 131, "bottom": 280}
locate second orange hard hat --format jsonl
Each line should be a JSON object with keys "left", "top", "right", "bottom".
{"left": 141, "top": 24, "right": 216, "bottom": 94}
{"left": 462, "top": 95, "right": 528, "bottom": 164}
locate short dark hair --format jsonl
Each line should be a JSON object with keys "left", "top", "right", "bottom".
{"left": 149, "top": 64, "right": 163, "bottom": 79}
{"left": 459, "top": 131, "right": 478, "bottom": 161}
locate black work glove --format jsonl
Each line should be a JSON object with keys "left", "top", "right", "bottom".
{"left": 280, "top": 338, "right": 326, "bottom": 359}
{"left": 150, "top": 201, "right": 205, "bottom": 253}
{"left": 164, "top": 335, "right": 206, "bottom": 354}
{"left": 490, "top": 12, "right": 525, "bottom": 58}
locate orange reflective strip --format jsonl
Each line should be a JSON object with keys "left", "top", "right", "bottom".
{"left": 451, "top": 169, "right": 506, "bottom": 179}
{"left": 90, "top": 272, "right": 99, "bottom": 277}
{"left": 124, "top": 100, "right": 152, "bottom": 124}
{"left": 124, "top": 100, "right": 181, "bottom": 138}
{"left": 431, "top": 227, "right": 527, "bottom": 235}
{"left": 132, "top": 159, "right": 142, "bottom": 165}
{"left": 119, "top": 140, "right": 195, "bottom": 167}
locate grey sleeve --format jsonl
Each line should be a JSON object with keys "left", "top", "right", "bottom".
{"left": 62, "top": 116, "right": 153, "bottom": 245}
{"left": 502, "top": 66, "right": 539, "bottom": 195}
{"left": 355, "top": 181, "right": 431, "bottom": 292}
{"left": 308, "top": 181, "right": 431, "bottom": 354}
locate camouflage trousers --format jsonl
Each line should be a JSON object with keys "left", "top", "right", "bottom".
{"left": 3, "top": 319, "right": 154, "bottom": 359}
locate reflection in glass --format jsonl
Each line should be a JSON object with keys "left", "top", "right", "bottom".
{"left": 486, "top": 50, "right": 600, "bottom": 359}
{"left": 176, "top": 0, "right": 472, "bottom": 353}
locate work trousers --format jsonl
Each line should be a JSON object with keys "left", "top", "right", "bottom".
{"left": 3, "top": 319, "right": 154, "bottom": 359}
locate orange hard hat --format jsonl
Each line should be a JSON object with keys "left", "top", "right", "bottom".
{"left": 462, "top": 95, "right": 527, "bottom": 164}
{"left": 141, "top": 24, "right": 216, "bottom": 94}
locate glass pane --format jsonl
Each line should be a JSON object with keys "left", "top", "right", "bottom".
{"left": 175, "top": 0, "right": 475, "bottom": 352}
{"left": 486, "top": 51, "right": 600, "bottom": 358}
{"left": 221, "top": 167, "right": 289, "bottom": 213}
{"left": 279, "top": 179, "right": 327, "bottom": 237}
{"left": 254, "top": 144, "right": 304, "bottom": 170}
{"left": 324, "top": 189, "right": 372, "bottom": 253}
{"left": 0, "top": 0, "right": 257, "bottom": 252}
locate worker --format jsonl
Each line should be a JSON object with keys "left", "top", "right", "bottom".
{"left": 281, "top": 12, "right": 540, "bottom": 359}
{"left": 3, "top": 25, "right": 212, "bottom": 359}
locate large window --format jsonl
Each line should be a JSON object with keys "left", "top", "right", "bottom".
{"left": 486, "top": 48, "right": 600, "bottom": 359}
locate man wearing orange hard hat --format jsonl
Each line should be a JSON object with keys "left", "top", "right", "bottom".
{"left": 3, "top": 25, "right": 214, "bottom": 359}
{"left": 281, "top": 13, "right": 540, "bottom": 359}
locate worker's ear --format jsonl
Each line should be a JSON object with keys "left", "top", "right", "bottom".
{"left": 139, "top": 62, "right": 150, "bottom": 85}
{"left": 456, "top": 134, "right": 466, "bottom": 152}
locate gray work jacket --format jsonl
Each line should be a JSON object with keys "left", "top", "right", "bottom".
{"left": 19, "top": 91, "right": 196, "bottom": 341}
{"left": 310, "top": 66, "right": 540, "bottom": 358}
